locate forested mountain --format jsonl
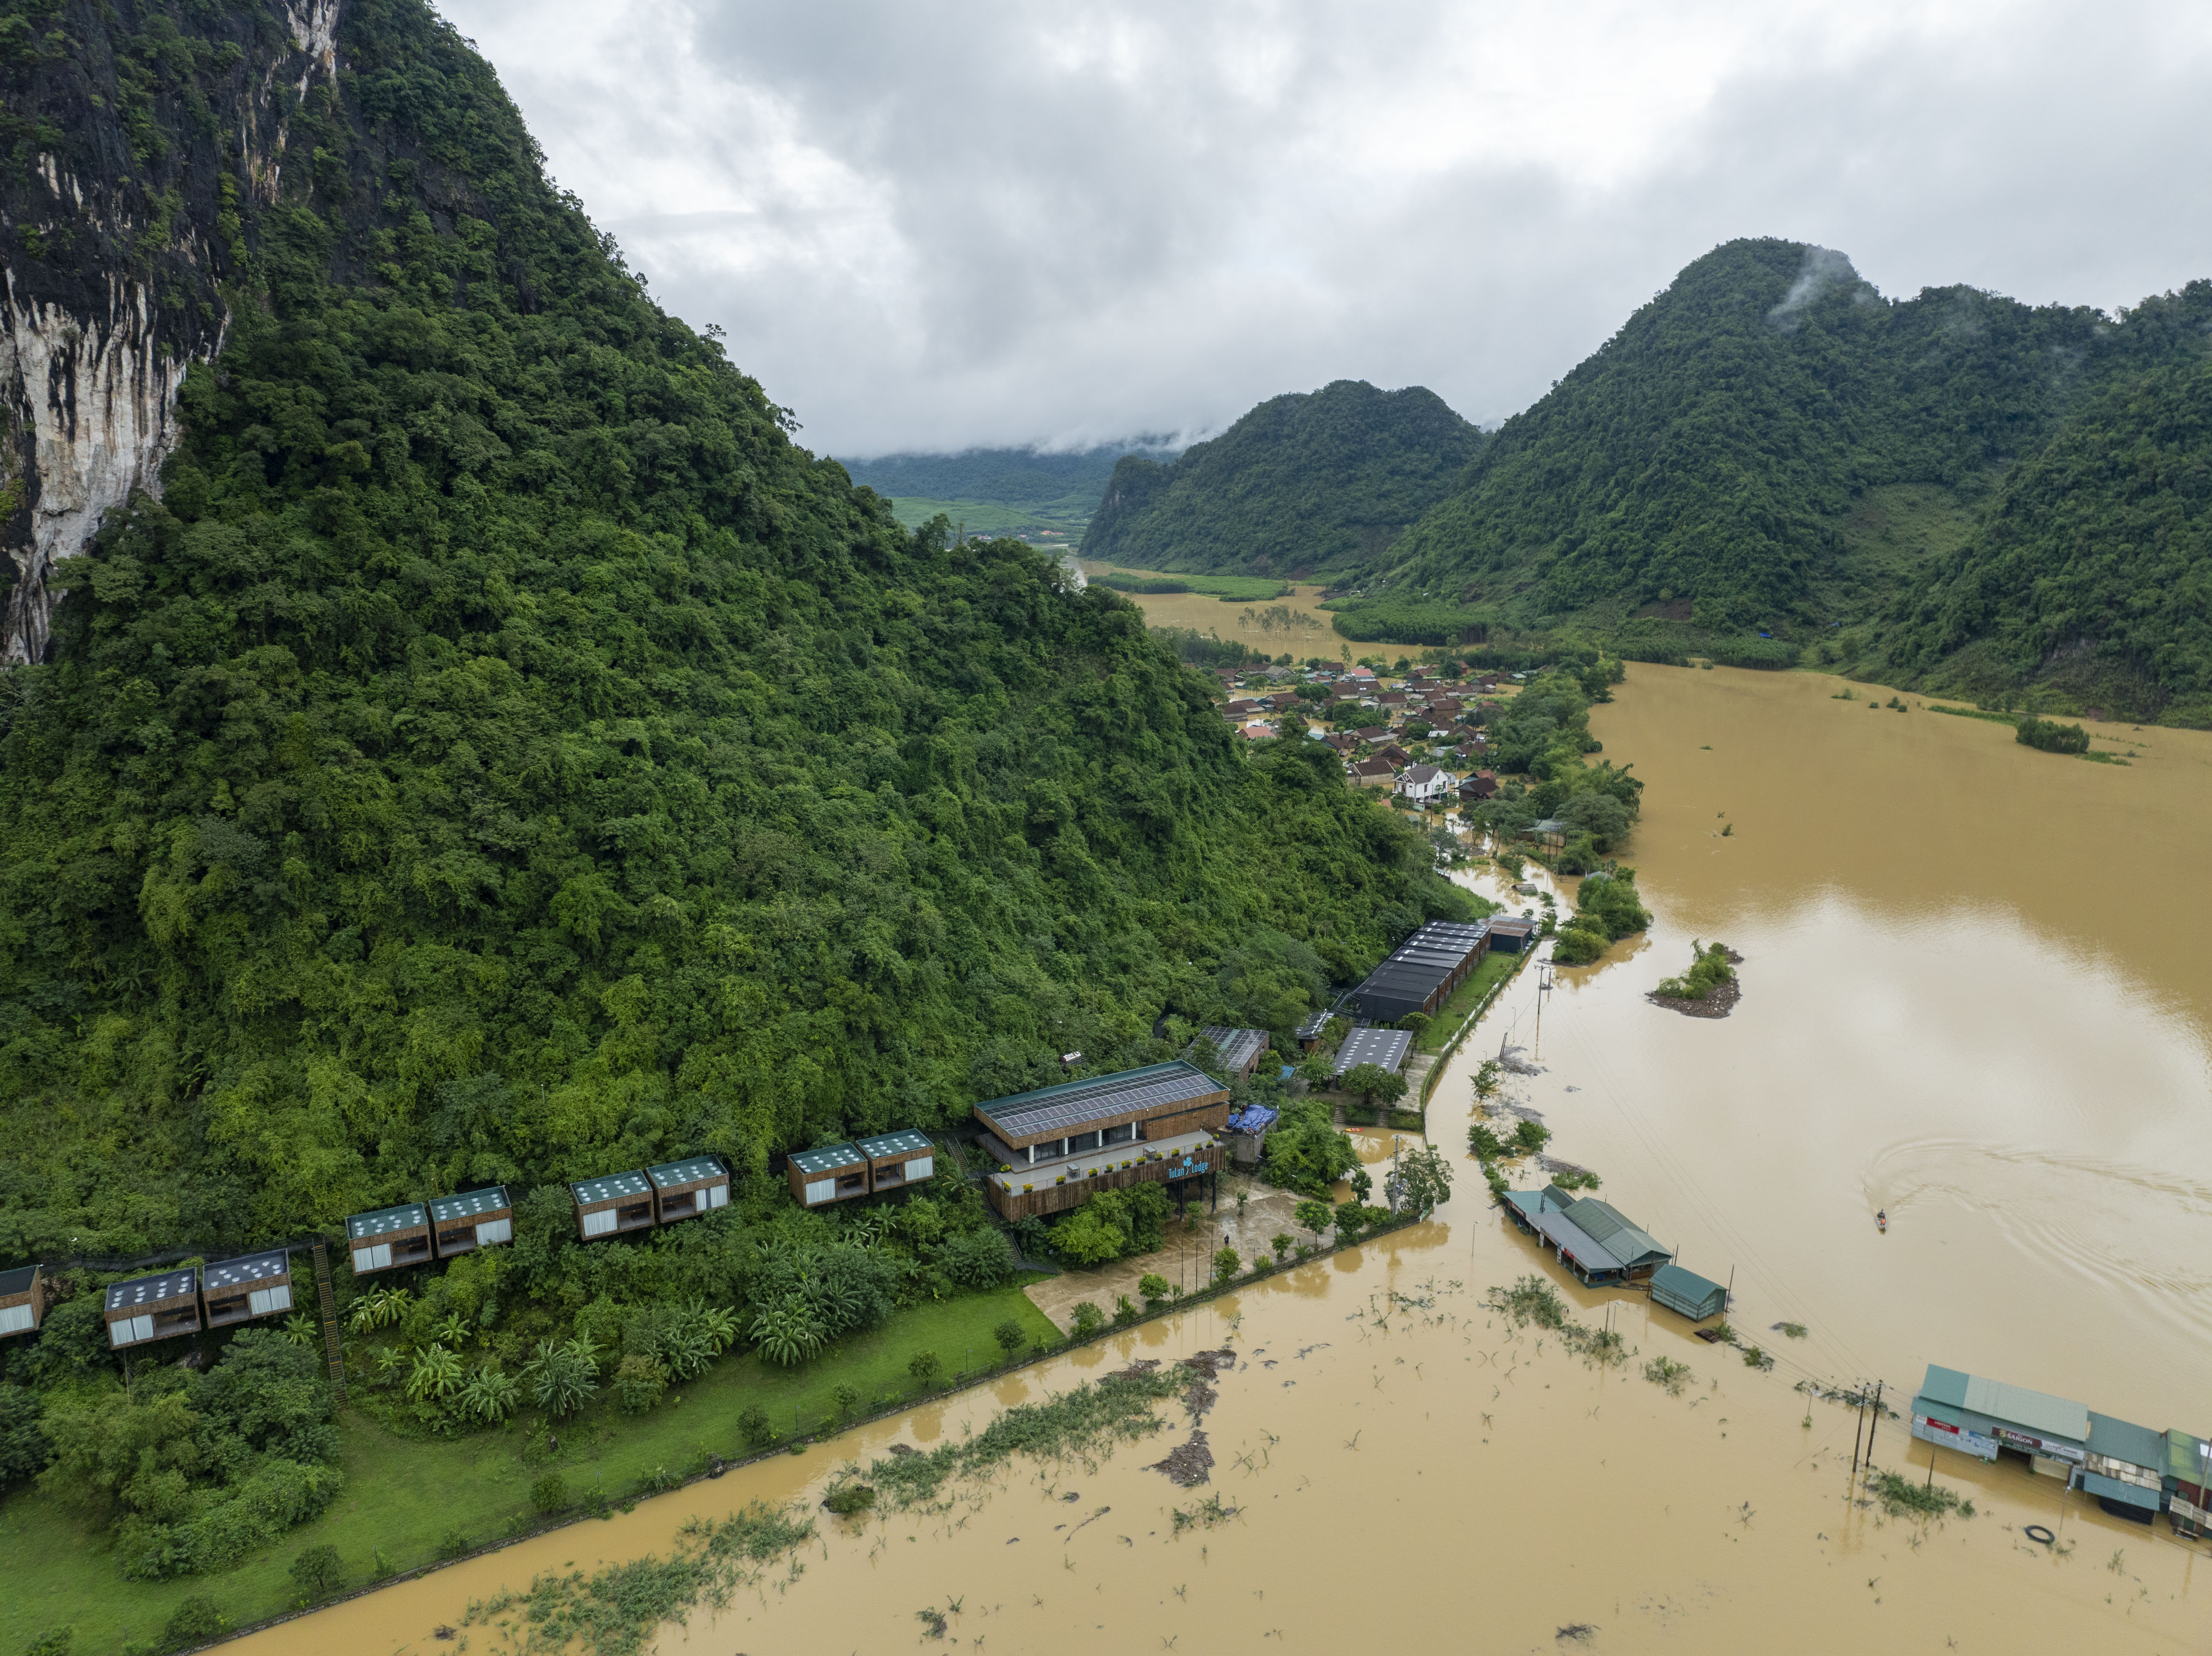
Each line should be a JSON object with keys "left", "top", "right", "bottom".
{"left": 1361, "top": 239, "right": 2212, "bottom": 722}
{"left": 0, "top": 0, "right": 1475, "bottom": 1261}
{"left": 1080, "top": 380, "right": 1482, "bottom": 575}
{"left": 837, "top": 443, "right": 1169, "bottom": 507}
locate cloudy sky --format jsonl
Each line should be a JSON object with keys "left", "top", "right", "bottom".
{"left": 441, "top": 0, "right": 2212, "bottom": 459}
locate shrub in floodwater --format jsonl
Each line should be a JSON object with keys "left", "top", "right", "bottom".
{"left": 1866, "top": 1469, "right": 1975, "bottom": 1520}
{"left": 1468, "top": 1121, "right": 1508, "bottom": 1160}
{"left": 1512, "top": 1119, "right": 1552, "bottom": 1156}
{"left": 823, "top": 1483, "right": 877, "bottom": 1515}
{"left": 1656, "top": 939, "right": 1736, "bottom": 1001}
{"left": 1549, "top": 1166, "right": 1602, "bottom": 1190}
{"left": 1774, "top": 1321, "right": 1808, "bottom": 1341}
{"left": 1069, "top": 1302, "right": 1106, "bottom": 1338}
{"left": 1114, "top": 1293, "right": 1140, "bottom": 1325}
{"left": 1643, "top": 1356, "right": 1693, "bottom": 1396}
{"left": 1742, "top": 1344, "right": 1775, "bottom": 1372}
{"left": 2018, "top": 716, "right": 2090, "bottom": 753}
{"left": 1490, "top": 1276, "right": 1569, "bottom": 1331}
{"left": 1212, "top": 1246, "right": 1242, "bottom": 1285}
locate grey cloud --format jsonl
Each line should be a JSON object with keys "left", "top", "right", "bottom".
{"left": 443, "top": 0, "right": 2212, "bottom": 456}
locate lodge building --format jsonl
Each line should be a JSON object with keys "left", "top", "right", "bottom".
{"left": 975, "top": 1060, "right": 1229, "bottom": 1220}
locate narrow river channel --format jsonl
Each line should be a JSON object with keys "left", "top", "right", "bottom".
{"left": 246, "top": 664, "right": 2212, "bottom": 1654}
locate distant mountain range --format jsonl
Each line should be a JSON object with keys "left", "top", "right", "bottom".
{"left": 835, "top": 442, "right": 1179, "bottom": 537}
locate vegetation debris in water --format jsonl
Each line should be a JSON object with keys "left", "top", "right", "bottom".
{"left": 1643, "top": 1356, "right": 1694, "bottom": 1396}
{"left": 1865, "top": 1469, "right": 1977, "bottom": 1521}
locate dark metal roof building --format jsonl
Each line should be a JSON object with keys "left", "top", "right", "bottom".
{"left": 1347, "top": 920, "right": 1492, "bottom": 1024}
{"left": 429, "top": 1186, "right": 513, "bottom": 1257}
{"left": 347, "top": 1202, "right": 432, "bottom": 1275}
{"left": 647, "top": 1156, "right": 730, "bottom": 1223}
{"left": 974, "top": 1060, "right": 1226, "bottom": 1151}
{"left": 1194, "top": 1026, "right": 1270, "bottom": 1078}
{"left": 201, "top": 1250, "right": 293, "bottom": 1328}
{"left": 788, "top": 1142, "right": 870, "bottom": 1207}
{"left": 1333, "top": 1026, "right": 1411, "bottom": 1077}
{"left": 856, "top": 1129, "right": 936, "bottom": 1193}
{"left": 571, "top": 1171, "right": 655, "bottom": 1239}
{"left": 0, "top": 1263, "right": 44, "bottom": 1338}
{"left": 106, "top": 1268, "right": 201, "bottom": 1347}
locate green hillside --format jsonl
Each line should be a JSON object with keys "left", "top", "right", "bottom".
{"left": 0, "top": 1, "right": 1476, "bottom": 1260}
{"left": 1080, "top": 380, "right": 1482, "bottom": 576}
{"left": 1357, "top": 239, "right": 2212, "bottom": 719}
{"left": 837, "top": 444, "right": 1174, "bottom": 540}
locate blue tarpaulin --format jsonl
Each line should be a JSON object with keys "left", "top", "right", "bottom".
{"left": 1226, "top": 1106, "right": 1280, "bottom": 1134}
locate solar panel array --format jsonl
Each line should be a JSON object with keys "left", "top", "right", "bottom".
{"left": 978, "top": 1062, "right": 1220, "bottom": 1141}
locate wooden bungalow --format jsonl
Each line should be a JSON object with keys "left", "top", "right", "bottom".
{"left": 347, "top": 1202, "right": 432, "bottom": 1277}
{"left": 106, "top": 1268, "right": 201, "bottom": 1349}
{"left": 647, "top": 1156, "right": 730, "bottom": 1224}
{"left": 975, "top": 1060, "right": 1230, "bottom": 1220}
{"left": 0, "top": 1263, "right": 43, "bottom": 1338}
{"left": 430, "top": 1186, "right": 514, "bottom": 1258}
{"left": 788, "top": 1142, "right": 870, "bottom": 1208}
{"left": 856, "top": 1129, "right": 936, "bottom": 1194}
{"left": 200, "top": 1250, "right": 294, "bottom": 1329}
{"left": 572, "top": 1170, "right": 655, "bottom": 1239}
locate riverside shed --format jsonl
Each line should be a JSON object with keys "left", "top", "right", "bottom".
{"left": 788, "top": 1143, "right": 869, "bottom": 1208}
{"left": 0, "top": 1263, "right": 43, "bottom": 1338}
{"left": 572, "top": 1170, "right": 655, "bottom": 1239}
{"left": 347, "top": 1202, "right": 432, "bottom": 1276}
{"left": 1485, "top": 916, "right": 1537, "bottom": 953}
{"left": 106, "top": 1268, "right": 201, "bottom": 1348}
{"left": 1649, "top": 1263, "right": 1727, "bottom": 1322}
{"left": 648, "top": 1157, "right": 730, "bottom": 1223}
{"left": 200, "top": 1250, "right": 294, "bottom": 1329}
{"left": 856, "top": 1129, "right": 935, "bottom": 1193}
{"left": 430, "top": 1187, "right": 513, "bottom": 1258}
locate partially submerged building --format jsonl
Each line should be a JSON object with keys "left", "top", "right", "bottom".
{"left": 975, "top": 1060, "right": 1229, "bottom": 1220}
{"left": 856, "top": 1130, "right": 936, "bottom": 1194}
{"left": 1347, "top": 920, "right": 1492, "bottom": 1024}
{"left": 571, "top": 1171, "right": 655, "bottom": 1239}
{"left": 788, "top": 1143, "right": 870, "bottom": 1208}
{"left": 347, "top": 1203, "right": 432, "bottom": 1277}
{"left": 200, "top": 1250, "right": 294, "bottom": 1329}
{"left": 2167, "top": 1432, "right": 2212, "bottom": 1538}
{"left": 1649, "top": 1262, "right": 1728, "bottom": 1322}
{"left": 1909, "top": 1365, "right": 2085, "bottom": 1474}
{"left": 430, "top": 1187, "right": 514, "bottom": 1258}
{"left": 1484, "top": 916, "right": 1537, "bottom": 954}
{"left": 2084, "top": 1411, "right": 2168, "bottom": 1522}
{"left": 0, "top": 1263, "right": 44, "bottom": 1338}
{"left": 1498, "top": 1185, "right": 1672, "bottom": 1284}
{"left": 647, "top": 1157, "right": 730, "bottom": 1224}
{"left": 106, "top": 1268, "right": 201, "bottom": 1349}
{"left": 1226, "top": 1103, "right": 1280, "bottom": 1166}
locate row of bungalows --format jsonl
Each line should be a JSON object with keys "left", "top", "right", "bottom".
{"left": 99, "top": 1250, "right": 299, "bottom": 1350}
{"left": 347, "top": 1185, "right": 515, "bottom": 1277}
{"left": 1499, "top": 1184, "right": 1674, "bottom": 1286}
{"left": 974, "top": 1060, "right": 1230, "bottom": 1221}
{"left": 786, "top": 1130, "right": 938, "bottom": 1208}
{"left": 1909, "top": 1365, "right": 2207, "bottom": 1531}
{"left": 571, "top": 1158, "right": 733, "bottom": 1238}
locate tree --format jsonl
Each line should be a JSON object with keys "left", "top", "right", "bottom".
{"left": 992, "top": 1319, "right": 1027, "bottom": 1360}
{"left": 522, "top": 1336, "right": 602, "bottom": 1416}
{"left": 1471, "top": 1059, "right": 1502, "bottom": 1104}
{"left": 1068, "top": 1303, "right": 1106, "bottom": 1338}
{"left": 530, "top": 1473, "right": 569, "bottom": 1513}
{"left": 1138, "top": 1273, "right": 1171, "bottom": 1307}
{"left": 832, "top": 1383, "right": 862, "bottom": 1420}
{"left": 1338, "top": 1063, "right": 1408, "bottom": 1112}
{"left": 749, "top": 1297, "right": 827, "bottom": 1368}
{"left": 1294, "top": 1198, "right": 1336, "bottom": 1249}
{"left": 289, "top": 1544, "right": 344, "bottom": 1602}
{"left": 1270, "top": 1232, "right": 1294, "bottom": 1261}
{"left": 1212, "top": 1247, "right": 1242, "bottom": 1285}
{"left": 907, "top": 1350, "right": 943, "bottom": 1387}
{"left": 1393, "top": 1146, "right": 1455, "bottom": 1217}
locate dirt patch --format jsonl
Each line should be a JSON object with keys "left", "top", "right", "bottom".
{"left": 1149, "top": 1429, "right": 1215, "bottom": 1487}
{"left": 1537, "top": 1155, "right": 1598, "bottom": 1182}
{"left": 1183, "top": 1348, "right": 1236, "bottom": 1383}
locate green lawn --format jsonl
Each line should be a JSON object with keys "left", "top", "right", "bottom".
{"left": 880, "top": 495, "right": 1096, "bottom": 536}
{"left": 1419, "top": 948, "right": 1524, "bottom": 1054}
{"left": 0, "top": 1280, "right": 1062, "bottom": 1656}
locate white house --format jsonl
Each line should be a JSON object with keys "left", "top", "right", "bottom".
{"left": 1396, "top": 763, "right": 1456, "bottom": 805}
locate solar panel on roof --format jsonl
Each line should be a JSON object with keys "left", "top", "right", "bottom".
{"left": 978, "top": 1062, "right": 1220, "bottom": 1140}
{"left": 857, "top": 1129, "right": 933, "bottom": 1159}
{"left": 201, "top": 1251, "right": 287, "bottom": 1290}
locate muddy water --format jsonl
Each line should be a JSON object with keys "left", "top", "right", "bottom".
{"left": 247, "top": 664, "right": 2212, "bottom": 1654}
{"left": 1077, "top": 566, "right": 1339, "bottom": 654}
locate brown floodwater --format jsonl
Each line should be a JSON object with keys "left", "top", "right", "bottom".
{"left": 1077, "top": 566, "right": 1340, "bottom": 655}
{"left": 243, "top": 664, "right": 2212, "bottom": 1655}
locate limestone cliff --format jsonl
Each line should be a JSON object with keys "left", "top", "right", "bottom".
{"left": 0, "top": 0, "right": 341, "bottom": 663}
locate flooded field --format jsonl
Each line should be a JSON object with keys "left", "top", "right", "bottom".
{"left": 1077, "top": 564, "right": 1340, "bottom": 655}
{"left": 245, "top": 664, "right": 2212, "bottom": 1654}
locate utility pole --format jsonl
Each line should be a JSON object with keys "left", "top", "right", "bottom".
{"left": 1865, "top": 1381, "right": 1883, "bottom": 1476}
{"left": 1850, "top": 1384, "right": 1867, "bottom": 1479}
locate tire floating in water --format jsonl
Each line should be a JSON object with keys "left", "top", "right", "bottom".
{"left": 2024, "top": 1524, "right": 2055, "bottom": 1546}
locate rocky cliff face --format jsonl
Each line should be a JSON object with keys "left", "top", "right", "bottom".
{"left": 0, "top": 0, "right": 343, "bottom": 664}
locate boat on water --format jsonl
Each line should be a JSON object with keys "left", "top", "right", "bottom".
{"left": 1876, "top": 1209, "right": 1888, "bottom": 1233}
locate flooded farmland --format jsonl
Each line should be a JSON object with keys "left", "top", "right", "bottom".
{"left": 244, "top": 664, "right": 2212, "bottom": 1654}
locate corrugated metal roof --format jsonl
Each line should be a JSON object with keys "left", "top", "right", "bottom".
{"left": 0, "top": 1264, "right": 36, "bottom": 1297}
{"left": 571, "top": 1170, "right": 652, "bottom": 1204}
{"left": 2082, "top": 1471, "right": 2161, "bottom": 1512}
{"left": 201, "top": 1250, "right": 288, "bottom": 1289}
{"left": 107, "top": 1269, "right": 196, "bottom": 1308}
{"left": 347, "top": 1203, "right": 428, "bottom": 1239}
{"left": 1333, "top": 1027, "right": 1411, "bottom": 1075}
{"left": 2167, "top": 1430, "right": 2212, "bottom": 1482}
{"left": 1295, "top": 1009, "right": 1333, "bottom": 1040}
{"left": 1566, "top": 1199, "right": 1671, "bottom": 1267}
{"left": 1919, "top": 1365, "right": 2089, "bottom": 1442}
{"left": 788, "top": 1143, "right": 865, "bottom": 1176}
{"left": 856, "top": 1128, "right": 934, "bottom": 1159}
{"left": 1650, "top": 1263, "right": 1725, "bottom": 1310}
{"left": 976, "top": 1061, "right": 1222, "bottom": 1141}
{"left": 2088, "top": 1412, "right": 2167, "bottom": 1472}
{"left": 429, "top": 1186, "right": 509, "bottom": 1223}
{"left": 648, "top": 1157, "right": 726, "bottom": 1189}
{"left": 1526, "top": 1208, "right": 1625, "bottom": 1273}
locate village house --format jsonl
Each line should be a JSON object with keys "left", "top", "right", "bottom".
{"left": 1347, "top": 756, "right": 1397, "bottom": 787}
{"left": 1372, "top": 743, "right": 1412, "bottom": 769}
{"left": 1459, "top": 769, "right": 1500, "bottom": 802}
{"left": 1396, "top": 764, "right": 1456, "bottom": 805}
{"left": 1354, "top": 725, "right": 1391, "bottom": 745}
{"left": 1240, "top": 720, "right": 1277, "bottom": 741}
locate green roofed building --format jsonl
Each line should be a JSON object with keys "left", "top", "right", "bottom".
{"left": 2168, "top": 1432, "right": 2212, "bottom": 1538}
{"left": 1911, "top": 1364, "right": 2087, "bottom": 1471}
{"left": 1649, "top": 1263, "right": 1727, "bottom": 1322}
{"left": 2084, "top": 1411, "right": 2168, "bottom": 1518}
{"left": 788, "top": 1142, "right": 869, "bottom": 1208}
{"left": 571, "top": 1170, "right": 654, "bottom": 1239}
{"left": 347, "top": 1202, "right": 431, "bottom": 1276}
{"left": 857, "top": 1129, "right": 935, "bottom": 1193}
